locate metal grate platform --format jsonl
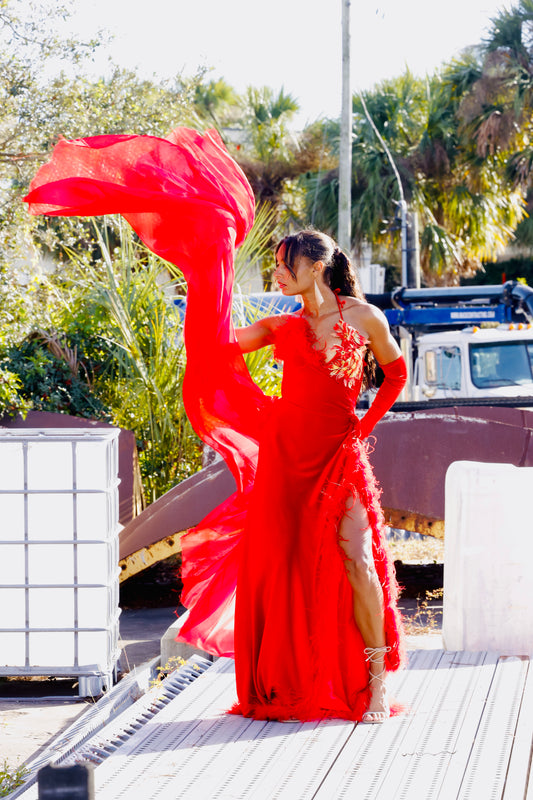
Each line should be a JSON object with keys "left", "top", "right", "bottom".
{"left": 10, "top": 655, "right": 212, "bottom": 798}
{"left": 15, "top": 650, "right": 532, "bottom": 799}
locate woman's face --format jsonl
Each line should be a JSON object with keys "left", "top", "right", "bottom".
{"left": 273, "top": 245, "right": 317, "bottom": 295}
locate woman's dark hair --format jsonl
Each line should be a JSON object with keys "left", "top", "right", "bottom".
{"left": 275, "top": 229, "right": 365, "bottom": 300}
{"left": 275, "top": 229, "right": 376, "bottom": 389}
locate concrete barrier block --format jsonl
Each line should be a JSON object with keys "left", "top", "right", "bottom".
{"left": 443, "top": 460, "right": 533, "bottom": 655}
{"left": 160, "top": 612, "right": 216, "bottom": 666}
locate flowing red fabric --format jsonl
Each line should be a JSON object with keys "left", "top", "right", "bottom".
{"left": 24, "top": 127, "right": 405, "bottom": 721}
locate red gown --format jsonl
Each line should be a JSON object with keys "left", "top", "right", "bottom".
{"left": 231, "top": 309, "right": 404, "bottom": 721}
{"left": 24, "top": 127, "right": 404, "bottom": 722}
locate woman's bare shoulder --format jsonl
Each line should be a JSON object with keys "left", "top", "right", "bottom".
{"left": 340, "top": 297, "right": 388, "bottom": 336}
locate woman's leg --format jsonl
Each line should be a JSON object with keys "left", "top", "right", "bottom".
{"left": 338, "top": 498, "right": 389, "bottom": 721}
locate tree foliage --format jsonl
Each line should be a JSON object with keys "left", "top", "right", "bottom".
{"left": 458, "top": 0, "right": 533, "bottom": 249}
{"left": 229, "top": 87, "right": 335, "bottom": 236}
{"left": 0, "top": 0, "right": 103, "bottom": 262}
{"left": 306, "top": 63, "right": 526, "bottom": 283}
{"left": 0, "top": 0, "right": 209, "bottom": 270}
{"left": 0, "top": 0, "right": 326, "bottom": 284}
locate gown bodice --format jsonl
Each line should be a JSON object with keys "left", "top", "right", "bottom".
{"left": 272, "top": 309, "right": 369, "bottom": 419}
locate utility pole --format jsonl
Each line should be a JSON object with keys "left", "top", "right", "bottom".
{"left": 400, "top": 199, "right": 408, "bottom": 287}
{"left": 406, "top": 209, "right": 421, "bottom": 288}
{"left": 338, "top": 0, "right": 352, "bottom": 254}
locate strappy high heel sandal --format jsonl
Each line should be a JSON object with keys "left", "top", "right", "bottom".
{"left": 361, "top": 645, "right": 391, "bottom": 724}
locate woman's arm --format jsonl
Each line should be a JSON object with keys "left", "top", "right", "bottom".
{"left": 350, "top": 304, "right": 407, "bottom": 439}
{"left": 361, "top": 304, "right": 402, "bottom": 365}
{"left": 235, "top": 316, "right": 279, "bottom": 353}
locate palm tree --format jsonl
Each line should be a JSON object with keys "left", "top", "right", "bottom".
{"left": 235, "top": 87, "right": 308, "bottom": 210}
{"left": 192, "top": 77, "right": 239, "bottom": 131}
{"left": 305, "top": 65, "right": 525, "bottom": 283}
{"left": 458, "top": 1, "right": 533, "bottom": 158}
{"left": 457, "top": 1, "right": 533, "bottom": 249}
{"left": 240, "top": 87, "right": 299, "bottom": 162}
{"left": 230, "top": 88, "right": 335, "bottom": 283}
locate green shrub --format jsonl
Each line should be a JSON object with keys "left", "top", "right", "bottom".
{"left": 1, "top": 336, "right": 110, "bottom": 420}
{"left": 0, "top": 364, "right": 32, "bottom": 418}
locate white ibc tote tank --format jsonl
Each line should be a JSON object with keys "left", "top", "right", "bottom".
{"left": 0, "top": 428, "right": 121, "bottom": 696}
{"left": 443, "top": 461, "right": 533, "bottom": 655}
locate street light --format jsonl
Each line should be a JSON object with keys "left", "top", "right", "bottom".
{"left": 357, "top": 91, "right": 409, "bottom": 287}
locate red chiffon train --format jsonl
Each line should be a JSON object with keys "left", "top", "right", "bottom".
{"left": 25, "top": 127, "right": 405, "bottom": 722}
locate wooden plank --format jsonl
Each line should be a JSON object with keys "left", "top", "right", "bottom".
{"left": 163, "top": 652, "right": 444, "bottom": 800}
{"left": 150, "top": 651, "right": 441, "bottom": 800}
{"left": 314, "top": 650, "right": 491, "bottom": 798}
{"left": 12, "top": 659, "right": 241, "bottom": 800}
{"left": 153, "top": 714, "right": 271, "bottom": 800}
{"left": 90, "top": 658, "right": 350, "bottom": 800}
{"left": 456, "top": 655, "right": 529, "bottom": 800}
{"left": 92, "top": 652, "right": 444, "bottom": 800}
{"left": 312, "top": 649, "right": 445, "bottom": 799}
{"left": 503, "top": 659, "right": 533, "bottom": 800}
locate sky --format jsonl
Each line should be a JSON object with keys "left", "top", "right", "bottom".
{"left": 63, "top": 0, "right": 508, "bottom": 126}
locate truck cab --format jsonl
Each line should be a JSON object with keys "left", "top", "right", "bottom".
{"left": 415, "top": 325, "right": 533, "bottom": 400}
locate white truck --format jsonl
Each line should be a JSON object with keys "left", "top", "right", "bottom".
{"left": 371, "top": 281, "right": 533, "bottom": 406}
{"left": 413, "top": 324, "right": 533, "bottom": 402}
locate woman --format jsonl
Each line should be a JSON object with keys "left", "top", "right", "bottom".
{"left": 24, "top": 128, "right": 406, "bottom": 724}
{"left": 231, "top": 230, "right": 406, "bottom": 724}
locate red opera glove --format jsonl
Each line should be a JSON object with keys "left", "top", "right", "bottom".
{"left": 358, "top": 354, "right": 407, "bottom": 439}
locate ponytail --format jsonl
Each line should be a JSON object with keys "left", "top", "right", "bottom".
{"left": 327, "top": 246, "right": 364, "bottom": 299}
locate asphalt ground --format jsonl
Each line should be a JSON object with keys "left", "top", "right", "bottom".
{"left": 0, "top": 607, "right": 177, "bottom": 770}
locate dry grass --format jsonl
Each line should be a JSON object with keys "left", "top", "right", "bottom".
{"left": 150, "top": 656, "right": 186, "bottom": 688}
{"left": 402, "top": 589, "right": 444, "bottom": 636}
{"left": 387, "top": 531, "right": 445, "bottom": 636}
{"left": 387, "top": 535, "right": 444, "bottom": 565}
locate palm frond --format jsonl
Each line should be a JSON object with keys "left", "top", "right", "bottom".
{"left": 234, "top": 203, "right": 278, "bottom": 286}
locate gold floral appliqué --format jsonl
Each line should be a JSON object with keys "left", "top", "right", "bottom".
{"left": 327, "top": 320, "right": 367, "bottom": 389}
